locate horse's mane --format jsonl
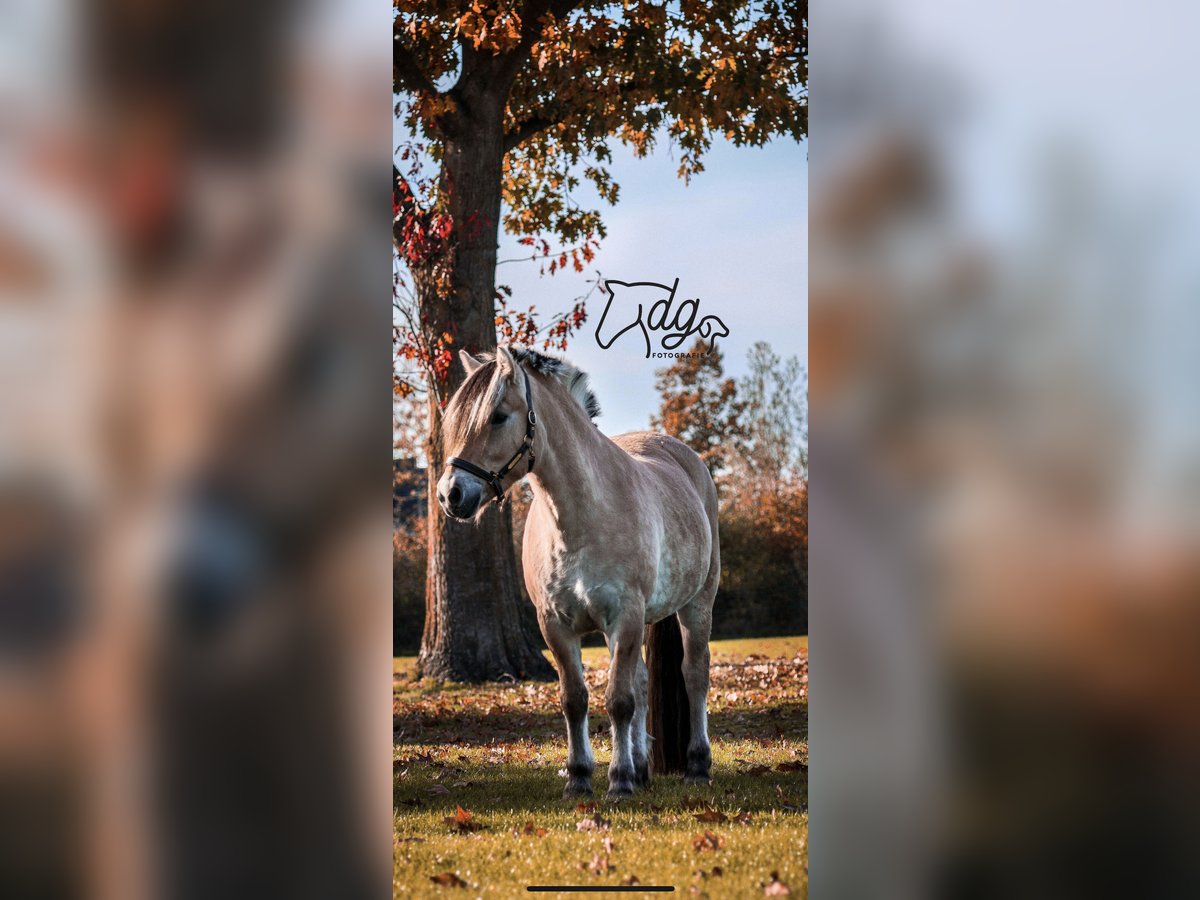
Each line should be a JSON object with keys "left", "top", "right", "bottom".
{"left": 447, "top": 347, "right": 601, "bottom": 448}
{"left": 507, "top": 347, "right": 602, "bottom": 420}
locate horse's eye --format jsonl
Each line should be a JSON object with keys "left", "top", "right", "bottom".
{"left": 490, "top": 411, "right": 508, "bottom": 427}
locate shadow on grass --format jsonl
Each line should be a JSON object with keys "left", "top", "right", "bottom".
{"left": 393, "top": 702, "right": 808, "bottom": 748}
{"left": 394, "top": 758, "right": 808, "bottom": 820}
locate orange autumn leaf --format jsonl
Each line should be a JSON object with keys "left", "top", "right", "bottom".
{"left": 430, "top": 871, "right": 468, "bottom": 888}
{"left": 442, "top": 805, "right": 483, "bottom": 833}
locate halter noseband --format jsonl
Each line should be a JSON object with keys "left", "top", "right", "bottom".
{"left": 446, "top": 371, "right": 536, "bottom": 504}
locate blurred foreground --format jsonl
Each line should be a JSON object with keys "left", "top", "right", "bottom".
{"left": 0, "top": 2, "right": 390, "bottom": 897}
{"left": 811, "top": 2, "right": 1200, "bottom": 898}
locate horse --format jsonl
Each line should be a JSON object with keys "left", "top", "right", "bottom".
{"left": 436, "top": 346, "right": 721, "bottom": 799}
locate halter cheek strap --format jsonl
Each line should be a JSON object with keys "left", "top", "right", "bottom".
{"left": 447, "top": 372, "right": 536, "bottom": 504}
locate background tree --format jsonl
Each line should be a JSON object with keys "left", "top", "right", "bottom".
{"left": 650, "top": 338, "right": 743, "bottom": 475}
{"left": 650, "top": 340, "right": 809, "bottom": 636}
{"left": 723, "top": 341, "right": 808, "bottom": 633}
{"left": 394, "top": 0, "right": 808, "bottom": 680}
{"left": 733, "top": 340, "right": 809, "bottom": 489}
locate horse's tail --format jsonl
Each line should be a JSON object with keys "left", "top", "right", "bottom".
{"left": 646, "top": 614, "right": 690, "bottom": 774}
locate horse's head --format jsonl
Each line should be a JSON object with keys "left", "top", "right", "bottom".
{"left": 438, "top": 346, "right": 536, "bottom": 520}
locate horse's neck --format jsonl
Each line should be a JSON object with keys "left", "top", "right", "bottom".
{"left": 526, "top": 393, "right": 632, "bottom": 536}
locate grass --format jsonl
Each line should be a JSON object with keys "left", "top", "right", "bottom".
{"left": 394, "top": 635, "right": 808, "bottom": 897}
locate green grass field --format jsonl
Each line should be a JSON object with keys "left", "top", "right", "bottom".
{"left": 394, "top": 636, "right": 808, "bottom": 897}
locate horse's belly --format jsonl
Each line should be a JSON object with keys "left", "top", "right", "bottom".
{"left": 644, "top": 539, "right": 708, "bottom": 624}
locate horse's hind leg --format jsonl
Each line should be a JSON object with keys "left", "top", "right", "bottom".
{"left": 542, "top": 619, "right": 594, "bottom": 798}
{"left": 676, "top": 600, "right": 714, "bottom": 784}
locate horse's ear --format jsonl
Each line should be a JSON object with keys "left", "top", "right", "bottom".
{"left": 459, "top": 350, "right": 483, "bottom": 375}
{"left": 495, "top": 345, "right": 516, "bottom": 378}
{"left": 495, "top": 345, "right": 527, "bottom": 392}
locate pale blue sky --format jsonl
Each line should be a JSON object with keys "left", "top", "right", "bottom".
{"left": 494, "top": 136, "right": 808, "bottom": 436}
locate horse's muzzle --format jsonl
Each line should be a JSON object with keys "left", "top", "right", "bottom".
{"left": 437, "top": 469, "right": 483, "bottom": 520}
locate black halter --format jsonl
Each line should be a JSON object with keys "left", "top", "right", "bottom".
{"left": 447, "top": 373, "right": 536, "bottom": 503}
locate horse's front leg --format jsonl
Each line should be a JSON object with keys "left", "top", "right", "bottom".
{"left": 542, "top": 620, "right": 594, "bottom": 797}
{"left": 604, "top": 616, "right": 644, "bottom": 799}
{"left": 632, "top": 650, "right": 651, "bottom": 787}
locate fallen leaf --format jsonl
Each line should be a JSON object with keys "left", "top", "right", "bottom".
{"left": 694, "top": 809, "right": 728, "bottom": 824}
{"left": 575, "top": 801, "right": 597, "bottom": 814}
{"left": 762, "top": 871, "right": 791, "bottom": 895}
{"left": 426, "top": 784, "right": 451, "bottom": 796}
{"left": 442, "top": 805, "right": 483, "bottom": 833}
{"left": 586, "top": 853, "right": 612, "bottom": 874}
{"left": 430, "top": 871, "right": 467, "bottom": 888}
{"left": 734, "top": 811, "right": 753, "bottom": 825}
{"left": 692, "top": 830, "right": 725, "bottom": 852}
{"left": 743, "top": 765, "right": 772, "bottom": 777}
{"left": 521, "top": 821, "right": 547, "bottom": 837}
{"left": 620, "top": 874, "right": 641, "bottom": 886}
{"left": 776, "top": 761, "right": 807, "bottom": 773}
{"left": 576, "top": 812, "right": 611, "bottom": 832}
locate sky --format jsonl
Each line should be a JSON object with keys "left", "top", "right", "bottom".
{"left": 492, "top": 136, "right": 808, "bottom": 436}
{"left": 854, "top": 0, "right": 1200, "bottom": 498}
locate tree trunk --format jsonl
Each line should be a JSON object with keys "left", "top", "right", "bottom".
{"left": 415, "top": 87, "right": 554, "bottom": 682}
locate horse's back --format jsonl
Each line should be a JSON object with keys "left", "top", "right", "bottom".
{"left": 612, "top": 431, "right": 717, "bottom": 515}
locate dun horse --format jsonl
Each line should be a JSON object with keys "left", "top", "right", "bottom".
{"left": 437, "top": 347, "right": 720, "bottom": 798}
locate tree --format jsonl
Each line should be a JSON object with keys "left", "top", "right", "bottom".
{"left": 394, "top": 0, "right": 808, "bottom": 681}
{"left": 650, "top": 338, "right": 742, "bottom": 475}
{"left": 733, "top": 340, "right": 808, "bottom": 489}
{"left": 650, "top": 340, "right": 809, "bottom": 637}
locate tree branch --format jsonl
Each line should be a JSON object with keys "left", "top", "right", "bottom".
{"left": 503, "top": 76, "right": 652, "bottom": 154}
{"left": 503, "top": 113, "right": 563, "bottom": 154}
{"left": 549, "top": 0, "right": 586, "bottom": 18}
{"left": 393, "top": 165, "right": 423, "bottom": 252}
{"left": 394, "top": 41, "right": 438, "bottom": 97}
{"left": 493, "top": 0, "right": 588, "bottom": 92}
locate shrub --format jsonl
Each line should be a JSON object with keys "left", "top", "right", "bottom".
{"left": 713, "top": 480, "right": 807, "bottom": 638}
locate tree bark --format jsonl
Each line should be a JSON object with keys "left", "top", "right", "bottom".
{"left": 415, "top": 83, "right": 554, "bottom": 682}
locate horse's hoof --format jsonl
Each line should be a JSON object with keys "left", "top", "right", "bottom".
{"left": 683, "top": 772, "right": 712, "bottom": 786}
{"left": 634, "top": 763, "right": 651, "bottom": 788}
{"left": 605, "top": 785, "right": 635, "bottom": 801}
{"left": 563, "top": 781, "right": 594, "bottom": 799}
